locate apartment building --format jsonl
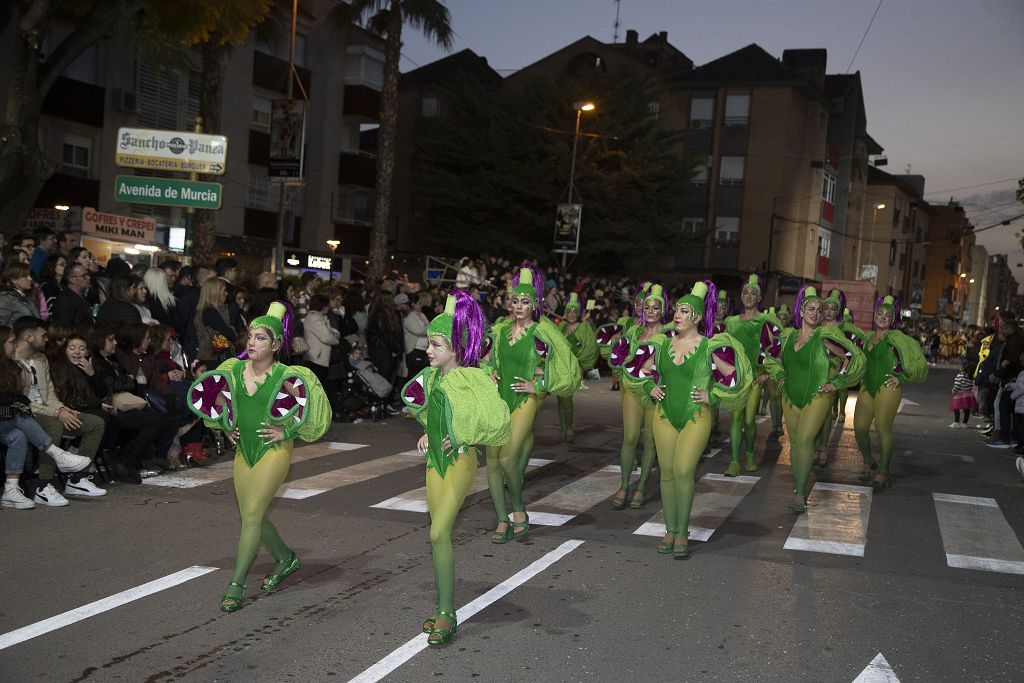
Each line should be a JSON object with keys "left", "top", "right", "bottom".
{"left": 2, "top": 1, "right": 383, "bottom": 274}
{"left": 921, "top": 202, "right": 975, "bottom": 321}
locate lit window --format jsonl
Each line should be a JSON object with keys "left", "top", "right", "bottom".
{"left": 646, "top": 100, "right": 660, "bottom": 120}
{"left": 247, "top": 175, "right": 269, "bottom": 210}
{"left": 252, "top": 97, "right": 272, "bottom": 129}
{"left": 693, "top": 164, "right": 710, "bottom": 184}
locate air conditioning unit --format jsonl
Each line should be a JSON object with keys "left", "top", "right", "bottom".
{"left": 112, "top": 89, "right": 138, "bottom": 113}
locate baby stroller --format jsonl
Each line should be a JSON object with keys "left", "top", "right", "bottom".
{"left": 330, "top": 343, "right": 394, "bottom": 422}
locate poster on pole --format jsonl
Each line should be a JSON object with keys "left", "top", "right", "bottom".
{"left": 269, "top": 99, "right": 306, "bottom": 178}
{"left": 554, "top": 203, "right": 582, "bottom": 253}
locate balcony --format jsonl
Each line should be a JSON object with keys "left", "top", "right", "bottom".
{"left": 338, "top": 151, "right": 376, "bottom": 187}
{"left": 35, "top": 173, "right": 100, "bottom": 209}
{"left": 343, "top": 84, "right": 381, "bottom": 123}
{"left": 252, "top": 51, "right": 313, "bottom": 98}
{"left": 42, "top": 76, "right": 105, "bottom": 128}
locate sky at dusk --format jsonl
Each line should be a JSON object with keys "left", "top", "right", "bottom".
{"left": 399, "top": 0, "right": 1024, "bottom": 284}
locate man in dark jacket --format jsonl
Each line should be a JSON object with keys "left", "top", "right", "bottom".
{"left": 988, "top": 314, "right": 1024, "bottom": 447}
{"left": 49, "top": 263, "right": 95, "bottom": 332}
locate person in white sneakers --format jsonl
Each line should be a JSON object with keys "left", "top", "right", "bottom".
{"left": 11, "top": 316, "right": 106, "bottom": 504}
{"left": 0, "top": 324, "right": 92, "bottom": 508}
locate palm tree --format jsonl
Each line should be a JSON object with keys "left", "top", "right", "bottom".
{"left": 347, "top": 0, "right": 453, "bottom": 285}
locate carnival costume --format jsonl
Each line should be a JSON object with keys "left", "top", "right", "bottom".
{"left": 557, "top": 293, "right": 598, "bottom": 443}
{"left": 599, "top": 283, "right": 667, "bottom": 509}
{"left": 812, "top": 288, "right": 850, "bottom": 467}
{"left": 722, "top": 275, "right": 782, "bottom": 476}
{"left": 619, "top": 281, "right": 752, "bottom": 557}
{"left": 710, "top": 289, "right": 731, "bottom": 445}
{"left": 188, "top": 302, "right": 330, "bottom": 611}
{"left": 763, "top": 287, "right": 865, "bottom": 512}
{"left": 401, "top": 291, "right": 511, "bottom": 646}
{"left": 481, "top": 265, "right": 580, "bottom": 541}
{"left": 850, "top": 296, "right": 927, "bottom": 489}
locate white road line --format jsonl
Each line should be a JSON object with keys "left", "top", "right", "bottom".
{"left": 143, "top": 442, "right": 367, "bottom": 488}
{"left": 784, "top": 482, "right": 872, "bottom": 557}
{"left": 702, "top": 447, "right": 721, "bottom": 459}
{"left": 526, "top": 465, "right": 622, "bottom": 526}
{"left": 932, "top": 492, "right": 1024, "bottom": 575}
{"left": 370, "top": 458, "right": 555, "bottom": 513}
{"left": 0, "top": 566, "right": 218, "bottom": 651}
{"left": 278, "top": 450, "right": 422, "bottom": 499}
{"left": 852, "top": 652, "right": 901, "bottom": 682}
{"left": 634, "top": 473, "right": 759, "bottom": 540}
{"left": 348, "top": 540, "right": 585, "bottom": 683}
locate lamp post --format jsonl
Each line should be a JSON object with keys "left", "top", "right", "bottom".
{"left": 558, "top": 101, "right": 595, "bottom": 268}
{"left": 862, "top": 202, "right": 886, "bottom": 281}
{"left": 326, "top": 239, "right": 340, "bottom": 282}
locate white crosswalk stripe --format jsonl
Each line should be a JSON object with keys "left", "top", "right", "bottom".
{"left": 526, "top": 464, "right": 625, "bottom": 526}
{"left": 633, "top": 473, "right": 760, "bottom": 540}
{"left": 278, "top": 450, "right": 424, "bottom": 499}
{"left": 932, "top": 492, "right": 1024, "bottom": 575}
{"left": 784, "top": 482, "right": 872, "bottom": 556}
{"left": 142, "top": 442, "right": 367, "bottom": 488}
{"left": 370, "top": 458, "right": 555, "bottom": 512}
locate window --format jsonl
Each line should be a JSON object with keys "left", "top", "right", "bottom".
{"left": 719, "top": 156, "right": 745, "bottom": 185}
{"left": 247, "top": 175, "right": 270, "bottom": 210}
{"left": 821, "top": 172, "right": 836, "bottom": 203}
{"left": 692, "top": 164, "right": 710, "bottom": 185}
{"left": 681, "top": 217, "right": 705, "bottom": 235}
{"left": 420, "top": 96, "right": 440, "bottom": 118}
{"left": 252, "top": 97, "right": 272, "bottom": 129}
{"left": 186, "top": 68, "right": 202, "bottom": 127}
{"left": 893, "top": 198, "right": 902, "bottom": 227}
{"left": 61, "top": 135, "right": 91, "bottom": 178}
{"left": 818, "top": 228, "right": 832, "bottom": 257}
{"left": 136, "top": 58, "right": 181, "bottom": 130}
{"left": 715, "top": 217, "right": 739, "bottom": 244}
{"left": 345, "top": 45, "right": 385, "bottom": 89}
{"left": 724, "top": 94, "right": 749, "bottom": 125}
{"left": 689, "top": 97, "right": 714, "bottom": 128}
{"left": 646, "top": 100, "right": 660, "bottom": 120}
{"left": 335, "top": 192, "right": 372, "bottom": 224}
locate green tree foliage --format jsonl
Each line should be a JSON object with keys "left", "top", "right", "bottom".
{"left": 412, "top": 66, "right": 701, "bottom": 273}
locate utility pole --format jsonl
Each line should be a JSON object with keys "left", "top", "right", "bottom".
{"left": 273, "top": 0, "right": 298, "bottom": 274}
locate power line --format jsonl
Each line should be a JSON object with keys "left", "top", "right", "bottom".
{"left": 924, "top": 177, "right": 1019, "bottom": 196}
{"left": 846, "top": 0, "right": 884, "bottom": 73}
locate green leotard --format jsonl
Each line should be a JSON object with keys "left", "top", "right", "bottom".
{"left": 560, "top": 319, "right": 598, "bottom": 371}
{"left": 858, "top": 330, "right": 928, "bottom": 396}
{"left": 725, "top": 315, "right": 765, "bottom": 374}
{"left": 655, "top": 338, "right": 708, "bottom": 430}
{"left": 495, "top": 323, "right": 539, "bottom": 413}
{"left": 768, "top": 328, "right": 866, "bottom": 408}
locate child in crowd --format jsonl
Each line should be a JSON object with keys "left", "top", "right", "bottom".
{"left": 949, "top": 361, "right": 977, "bottom": 428}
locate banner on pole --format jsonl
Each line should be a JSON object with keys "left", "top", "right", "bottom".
{"left": 269, "top": 99, "right": 306, "bottom": 178}
{"left": 554, "top": 203, "right": 582, "bottom": 253}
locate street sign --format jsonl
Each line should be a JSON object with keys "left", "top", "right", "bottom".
{"left": 114, "top": 175, "right": 222, "bottom": 209}
{"left": 115, "top": 127, "right": 227, "bottom": 174}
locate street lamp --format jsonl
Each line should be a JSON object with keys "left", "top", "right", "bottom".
{"left": 326, "top": 239, "right": 340, "bottom": 281}
{"left": 857, "top": 202, "right": 885, "bottom": 280}
{"left": 559, "top": 101, "right": 595, "bottom": 268}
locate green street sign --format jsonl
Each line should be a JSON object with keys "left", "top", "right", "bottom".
{"left": 114, "top": 175, "right": 223, "bottom": 209}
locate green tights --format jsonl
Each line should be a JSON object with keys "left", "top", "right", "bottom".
{"left": 426, "top": 450, "right": 478, "bottom": 615}
{"left": 854, "top": 386, "right": 901, "bottom": 476}
{"left": 487, "top": 397, "right": 538, "bottom": 523}
{"left": 229, "top": 445, "right": 294, "bottom": 590}
{"left": 652, "top": 410, "right": 713, "bottom": 546}
{"left": 729, "top": 381, "right": 763, "bottom": 462}
{"left": 766, "top": 379, "right": 783, "bottom": 432}
{"left": 781, "top": 394, "right": 833, "bottom": 502}
{"left": 557, "top": 395, "right": 573, "bottom": 434}
{"left": 619, "top": 389, "right": 657, "bottom": 495}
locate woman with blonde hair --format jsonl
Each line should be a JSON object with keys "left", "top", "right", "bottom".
{"left": 143, "top": 266, "right": 178, "bottom": 330}
{"left": 195, "top": 277, "right": 236, "bottom": 369}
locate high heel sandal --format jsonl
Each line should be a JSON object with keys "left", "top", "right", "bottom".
{"left": 422, "top": 611, "right": 438, "bottom": 633}
{"left": 858, "top": 462, "right": 879, "bottom": 483}
{"left": 220, "top": 581, "right": 246, "bottom": 613}
{"left": 871, "top": 476, "right": 891, "bottom": 490}
{"left": 611, "top": 488, "right": 629, "bottom": 510}
{"left": 657, "top": 533, "right": 674, "bottom": 554}
{"left": 261, "top": 551, "right": 300, "bottom": 591}
{"left": 673, "top": 539, "right": 690, "bottom": 560}
{"left": 427, "top": 609, "right": 457, "bottom": 647}
{"left": 511, "top": 512, "right": 529, "bottom": 538}
{"left": 788, "top": 499, "right": 808, "bottom": 514}
{"left": 629, "top": 490, "right": 645, "bottom": 509}
{"left": 490, "top": 519, "right": 512, "bottom": 544}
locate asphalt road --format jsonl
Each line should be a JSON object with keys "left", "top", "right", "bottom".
{"left": 1, "top": 366, "right": 1022, "bottom": 682}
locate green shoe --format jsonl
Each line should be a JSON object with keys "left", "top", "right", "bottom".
{"left": 261, "top": 551, "right": 300, "bottom": 591}
{"left": 511, "top": 512, "right": 530, "bottom": 538}
{"left": 611, "top": 488, "right": 628, "bottom": 510}
{"left": 629, "top": 490, "right": 645, "bottom": 509}
{"left": 657, "top": 533, "right": 675, "bottom": 554}
{"left": 219, "top": 581, "right": 246, "bottom": 613}
{"left": 673, "top": 541, "right": 690, "bottom": 560}
{"left": 490, "top": 519, "right": 512, "bottom": 544}
{"left": 724, "top": 461, "right": 741, "bottom": 477}
{"left": 788, "top": 499, "right": 808, "bottom": 514}
{"left": 564, "top": 429, "right": 575, "bottom": 443}
{"left": 427, "top": 609, "right": 457, "bottom": 647}
{"left": 857, "top": 462, "right": 879, "bottom": 483}
{"left": 743, "top": 453, "right": 757, "bottom": 472}
{"left": 422, "top": 611, "right": 438, "bottom": 633}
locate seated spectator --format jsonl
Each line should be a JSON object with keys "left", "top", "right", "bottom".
{"left": 131, "top": 274, "right": 159, "bottom": 325}
{"left": 49, "top": 261, "right": 95, "bottom": 332}
{"left": 195, "top": 277, "right": 236, "bottom": 369}
{"left": 144, "top": 265, "right": 178, "bottom": 330}
{"left": 0, "top": 262, "right": 41, "bottom": 327}
{"left": 96, "top": 275, "right": 143, "bottom": 326}
{"left": 39, "top": 253, "right": 66, "bottom": 315}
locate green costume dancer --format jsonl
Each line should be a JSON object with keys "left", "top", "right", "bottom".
{"left": 765, "top": 304, "right": 790, "bottom": 439}
{"left": 624, "top": 281, "right": 751, "bottom": 558}
{"left": 402, "top": 291, "right": 512, "bottom": 646}
{"left": 603, "top": 284, "right": 669, "bottom": 509}
{"left": 557, "top": 293, "right": 598, "bottom": 443}
{"left": 850, "top": 296, "right": 927, "bottom": 490}
{"left": 812, "top": 288, "right": 848, "bottom": 467}
{"left": 723, "top": 275, "right": 782, "bottom": 476}
{"left": 710, "top": 289, "right": 731, "bottom": 446}
{"left": 188, "top": 302, "right": 330, "bottom": 612}
{"left": 481, "top": 264, "right": 579, "bottom": 542}
{"left": 763, "top": 287, "right": 865, "bottom": 513}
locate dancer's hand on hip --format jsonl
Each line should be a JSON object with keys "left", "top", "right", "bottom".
{"left": 258, "top": 422, "right": 285, "bottom": 445}
{"left": 651, "top": 384, "right": 666, "bottom": 401}
{"left": 884, "top": 376, "right": 900, "bottom": 389}
{"left": 417, "top": 433, "right": 429, "bottom": 453}
{"left": 818, "top": 384, "right": 836, "bottom": 393}
{"left": 690, "top": 388, "right": 709, "bottom": 405}
{"left": 512, "top": 376, "right": 535, "bottom": 394}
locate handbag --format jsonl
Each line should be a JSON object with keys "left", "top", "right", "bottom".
{"left": 291, "top": 335, "right": 310, "bottom": 357}
{"left": 0, "top": 402, "right": 32, "bottom": 421}
{"left": 111, "top": 391, "right": 148, "bottom": 412}
{"left": 145, "top": 390, "right": 177, "bottom": 415}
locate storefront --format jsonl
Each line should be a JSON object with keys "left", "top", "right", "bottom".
{"left": 79, "top": 207, "right": 163, "bottom": 266}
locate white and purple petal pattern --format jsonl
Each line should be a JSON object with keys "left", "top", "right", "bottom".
{"left": 845, "top": 330, "right": 865, "bottom": 349}
{"left": 596, "top": 324, "right": 623, "bottom": 346}
{"left": 891, "top": 346, "right": 905, "bottom": 376}
{"left": 712, "top": 347, "right": 739, "bottom": 388}
{"left": 609, "top": 337, "right": 630, "bottom": 367}
{"left": 534, "top": 336, "right": 549, "bottom": 358}
{"left": 760, "top": 322, "right": 782, "bottom": 363}
{"left": 403, "top": 373, "right": 427, "bottom": 407}
{"left": 625, "top": 343, "right": 656, "bottom": 378}
{"left": 190, "top": 372, "right": 233, "bottom": 424}
{"left": 481, "top": 335, "right": 493, "bottom": 358}
{"left": 271, "top": 375, "right": 307, "bottom": 422}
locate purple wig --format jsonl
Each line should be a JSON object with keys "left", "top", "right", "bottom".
{"left": 451, "top": 289, "right": 486, "bottom": 367}
{"left": 513, "top": 261, "right": 546, "bottom": 321}
{"left": 873, "top": 295, "right": 902, "bottom": 330}
{"left": 639, "top": 285, "right": 669, "bottom": 326}
{"left": 791, "top": 285, "right": 822, "bottom": 329}
{"left": 700, "top": 280, "right": 718, "bottom": 338}
{"left": 237, "top": 299, "right": 297, "bottom": 360}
